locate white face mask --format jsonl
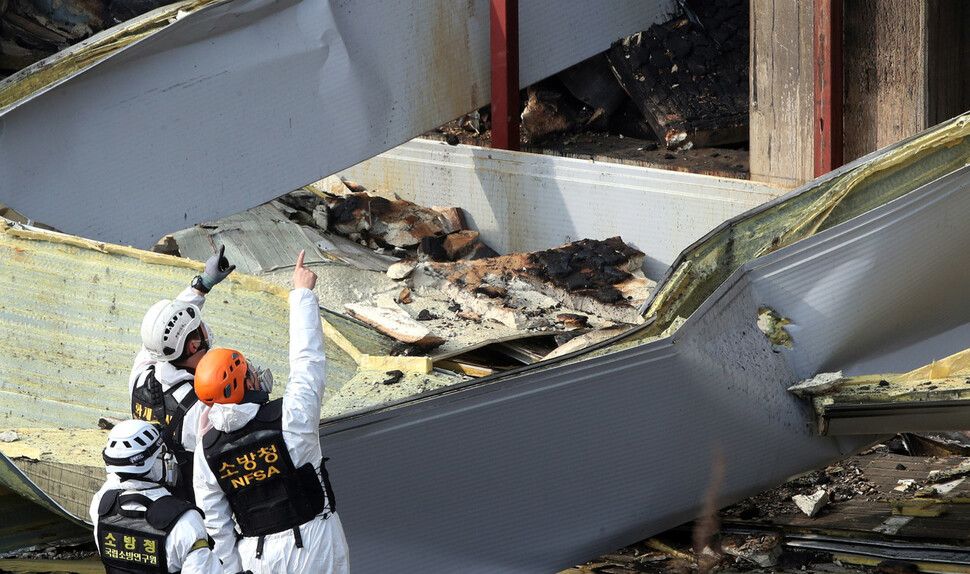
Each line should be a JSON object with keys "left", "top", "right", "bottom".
{"left": 148, "top": 450, "right": 179, "bottom": 486}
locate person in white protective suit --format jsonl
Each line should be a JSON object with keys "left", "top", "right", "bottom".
{"left": 192, "top": 249, "right": 350, "bottom": 574}
{"left": 91, "top": 419, "right": 225, "bottom": 574}
{"left": 130, "top": 245, "right": 238, "bottom": 502}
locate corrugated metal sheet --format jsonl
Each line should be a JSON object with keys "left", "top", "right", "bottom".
{"left": 0, "top": 429, "right": 106, "bottom": 523}
{"left": 0, "top": 0, "right": 678, "bottom": 248}
{"left": 341, "top": 139, "right": 785, "bottom": 280}
{"left": 0, "top": 222, "right": 291, "bottom": 429}
{"left": 172, "top": 203, "right": 330, "bottom": 276}
{"left": 0, "top": 218, "right": 461, "bottom": 533}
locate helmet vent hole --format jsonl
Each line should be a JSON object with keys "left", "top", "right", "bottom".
{"left": 187, "top": 308, "right": 196, "bottom": 318}
{"left": 134, "top": 437, "right": 146, "bottom": 446}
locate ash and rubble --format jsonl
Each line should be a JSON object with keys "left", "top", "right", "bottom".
{"left": 563, "top": 436, "right": 970, "bottom": 574}
{"left": 434, "top": 0, "right": 748, "bottom": 156}
{"left": 177, "top": 176, "right": 657, "bottom": 366}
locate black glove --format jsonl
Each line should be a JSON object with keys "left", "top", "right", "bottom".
{"left": 198, "top": 245, "right": 236, "bottom": 292}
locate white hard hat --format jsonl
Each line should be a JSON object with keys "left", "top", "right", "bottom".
{"left": 140, "top": 299, "right": 202, "bottom": 361}
{"left": 102, "top": 420, "right": 164, "bottom": 476}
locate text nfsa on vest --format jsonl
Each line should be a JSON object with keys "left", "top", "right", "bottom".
{"left": 218, "top": 445, "right": 282, "bottom": 489}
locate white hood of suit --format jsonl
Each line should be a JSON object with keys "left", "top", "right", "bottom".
{"left": 207, "top": 402, "right": 260, "bottom": 433}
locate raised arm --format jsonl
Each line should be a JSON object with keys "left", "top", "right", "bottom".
{"left": 282, "top": 250, "right": 326, "bottom": 468}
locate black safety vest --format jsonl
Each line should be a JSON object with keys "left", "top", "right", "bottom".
{"left": 202, "top": 399, "right": 336, "bottom": 539}
{"left": 96, "top": 489, "right": 197, "bottom": 574}
{"left": 131, "top": 367, "right": 198, "bottom": 502}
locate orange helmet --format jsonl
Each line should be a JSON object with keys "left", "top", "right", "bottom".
{"left": 194, "top": 348, "right": 247, "bottom": 405}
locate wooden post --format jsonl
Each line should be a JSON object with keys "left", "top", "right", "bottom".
{"left": 814, "top": 0, "right": 844, "bottom": 177}
{"left": 750, "top": 0, "right": 815, "bottom": 187}
{"left": 490, "top": 0, "right": 519, "bottom": 151}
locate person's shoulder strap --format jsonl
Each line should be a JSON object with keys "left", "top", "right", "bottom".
{"left": 255, "top": 398, "right": 283, "bottom": 423}
{"left": 97, "top": 489, "right": 121, "bottom": 516}
{"left": 202, "top": 425, "right": 222, "bottom": 449}
{"left": 160, "top": 387, "right": 200, "bottom": 448}
{"left": 145, "top": 495, "right": 199, "bottom": 530}
{"left": 137, "top": 365, "right": 165, "bottom": 407}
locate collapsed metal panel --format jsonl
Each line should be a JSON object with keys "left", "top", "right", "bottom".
{"left": 0, "top": 485, "right": 90, "bottom": 555}
{"left": 342, "top": 139, "right": 784, "bottom": 279}
{"left": 315, "top": 129, "right": 970, "bottom": 573}
{"left": 743, "top": 164, "right": 970, "bottom": 378}
{"left": 0, "top": 0, "right": 676, "bottom": 249}
{"left": 318, "top": 290, "right": 868, "bottom": 573}
{"left": 0, "top": 448, "right": 88, "bottom": 529}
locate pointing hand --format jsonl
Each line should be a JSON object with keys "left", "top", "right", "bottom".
{"left": 200, "top": 245, "right": 236, "bottom": 291}
{"left": 293, "top": 249, "right": 317, "bottom": 291}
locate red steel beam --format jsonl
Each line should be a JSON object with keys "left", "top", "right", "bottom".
{"left": 490, "top": 0, "right": 520, "bottom": 151}
{"left": 814, "top": 0, "right": 844, "bottom": 177}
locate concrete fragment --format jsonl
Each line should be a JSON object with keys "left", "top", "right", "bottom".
{"left": 0, "top": 430, "right": 19, "bottom": 442}
{"left": 327, "top": 192, "right": 449, "bottom": 248}
{"left": 421, "top": 278, "right": 530, "bottom": 330}
{"left": 413, "top": 237, "right": 654, "bottom": 327}
{"left": 926, "top": 460, "right": 970, "bottom": 483}
{"left": 432, "top": 206, "right": 467, "bottom": 233}
{"left": 443, "top": 230, "right": 480, "bottom": 260}
{"left": 792, "top": 488, "right": 829, "bottom": 517}
{"left": 788, "top": 371, "right": 844, "bottom": 396}
{"left": 307, "top": 174, "right": 354, "bottom": 196}
{"left": 543, "top": 325, "right": 631, "bottom": 360}
{"left": 894, "top": 479, "right": 916, "bottom": 492}
{"left": 387, "top": 259, "right": 417, "bottom": 280}
{"left": 312, "top": 204, "right": 330, "bottom": 230}
{"left": 344, "top": 302, "right": 444, "bottom": 349}
{"left": 720, "top": 534, "right": 782, "bottom": 567}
